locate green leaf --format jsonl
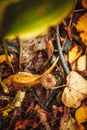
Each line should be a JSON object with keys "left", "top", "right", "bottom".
{"left": 0, "top": 0, "right": 75, "bottom": 39}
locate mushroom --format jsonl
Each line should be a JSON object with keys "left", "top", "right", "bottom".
{"left": 41, "top": 73, "right": 56, "bottom": 89}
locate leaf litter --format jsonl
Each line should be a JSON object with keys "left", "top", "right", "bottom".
{"left": 0, "top": 0, "right": 87, "bottom": 130}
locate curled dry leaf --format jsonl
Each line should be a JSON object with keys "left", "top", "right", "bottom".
{"left": 62, "top": 71, "right": 87, "bottom": 108}
{"left": 76, "top": 13, "right": 87, "bottom": 46}
{"left": 45, "top": 37, "right": 54, "bottom": 60}
{"left": 77, "top": 55, "right": 86, "bottom": 71}
{"left": 14, "top": 120, "right": 31, "bottom": 130}
{"left": 3, "top": 57, "right": 59, "bottom": 86}
{"left": 35, "top": 105, "right": 51, "bottom": 130}
{"left": 77, "top": 123, "right": 86, "bottom": 130}
{"left": 13, "top": 90, "right": 25, "bottom": 107}
{"left": 75, "top": 106, "right": 87, "bottom": 124}
{"left": 68, "top": 45, "right": 82, "bottom": 64}
{"left": 82, "top": 0, "right": 87, "bottom": 9}
{"left": 64, "top": 26, "right": 73, "bottom": 41}
{"left": 59, "top": 114, "right": 77, "bottom": 130}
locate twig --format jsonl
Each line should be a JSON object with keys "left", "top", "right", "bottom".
{"left": 3, "top": 40, "right": 14, "bottom": 72}
{"left": 52, "top": 84, "right": 66, "bottom": 89}
{"left": 0, "top": 73, "right": 9, "bottom": 93}
{"left": 56, "top": 26, "right": 70, "bottom": 75}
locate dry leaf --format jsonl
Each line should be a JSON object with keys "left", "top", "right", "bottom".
{"left": 13, "top": 90, "right": 25, "bottom": 107}
{"left": 3, "top": 57, "right": 59, "bottom": 86}
{"left": 62, "top": 71, "right": 87, "bottom": 108}
{"left": 82, "top": 0, "right": 87, "bottom": 9}
{"left": 20, "top": 37, "right": 46, "bottom": 65}
{"left": 77, "top": 55, "right": 86, "bottom": 71}
{"left": 14, "top": 120, "right": 31, "bottom": 130}
{"left": 0, "top": 54, "right": 12, "bottom": 64}
{"left": 76, "top": 13, "right": 87, "bottom": 46}
{"left": 46, "top": 37, "right": 54, "bottom": 60}
{"left": 0, "top": 90, "right": 25, "bottom": 117}
{"left": 35, "top": 105, "right": 51, "bottom": 130}
{"left": 77, "top": 123, "right": 86, "bottom": 130}
{"left": 59, "top": 114, "right": 77, "bottom": 130}
{"left": 68, "top": 45, "right": 82, "bottom": 63}
{"left": 75, "top": 106, "right": 87, "bottom": 123}
{"left": 2, "top": 108, "right": 12, "bottom": 117}
{"left": 64, "top": 26, "right": 73, "bottom": 41}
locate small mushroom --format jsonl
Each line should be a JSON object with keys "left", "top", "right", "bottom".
{"left": 41, "top": 73, "right": 56, "bottom": 89}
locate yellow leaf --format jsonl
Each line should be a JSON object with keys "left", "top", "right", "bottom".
{"left": 68, "top": 45, "right": 82, "bottom": 63}
{"left": 13, "top": 90, "right": 25, "bottom": 107}
{"left": 80, "top": 32, "right": 87, "bottom": 46}
{"left": 75, "top": 106, "right": 87, "bottom": 123}
{"left": 2, "top": 108, "right": 12, "bottom": 117}
{"left": 0, "top": 54, "right": 12, "bottom": 64}
{"left": 3, "top": 57, "right": 59, "bottom": 86}
{"left": 77, "top": 55, "right": 86, "bottom": 71}
{"left": 76, "top": 13, "right": 87, "bottom": 46}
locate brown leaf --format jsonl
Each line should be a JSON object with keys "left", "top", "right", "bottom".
{"left": 77, "top": 123, "right": 86, "bottom": 130}
{"left": 14, "top": 120, "right": 33, "bottom": 130}
{"left": 64, "top": 26, "right": 73, "bottom": 41}
{"left": 59, "top": 114, "right": 77, "bottom": 130}
{"left": 45, "top": 37, "right": 54, "bottom": 61}
{"left": 82, "top": 0, "right": 87, "bottom": 9}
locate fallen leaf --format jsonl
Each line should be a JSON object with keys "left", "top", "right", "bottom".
{"left": 46, "top": 37, "right": 54, "bottom": 60}
{"left": 0, "top": 90, "right": 25, "bottom": 117}
{"left": 2, "top": 108, "right": 12, "bottom": 117}
{"left": 75, "top": 106, "right": 87, "bottom": 123}
{"left": 59, "top": 114, "right": 77, "bottom": 130}
{"left": 35, "top": 105, "right": 50, "bottom": 129}
{"left": 82, "top": 0, "right": 87, "bottom": 9}
{"left": 76, "top": 13, "right": 87, "bottom": 46}
{"left": 0, "top": 54, "right": 12, "bottom": 64}
{"left": 0, "top": 80, "right": 9, "bottom": 93}
{"left": 62, "top": 71, "right": 87, "bottom": 108}
{"left": 68, "top": 45, "right": 82, "bottom": 63}
{"left": 77, "top": 55, "right": 86, "bottom": 71}
{"left": 14, "top": 120, "right": 32, "bottom": 130}
{"left": 77, "top": 123, "right": 86, "bottom": 130}
{"left": 3, "top": 57, "right": 59, "bottom": 86}
{"left": 64, "top": 26, "right": 73, "bottom": 41}
{"left": 13, "top": 90, "right": 25, "bottom": 107}
{"left": 20, "top": 36, "right": 46, "bottom": 65}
